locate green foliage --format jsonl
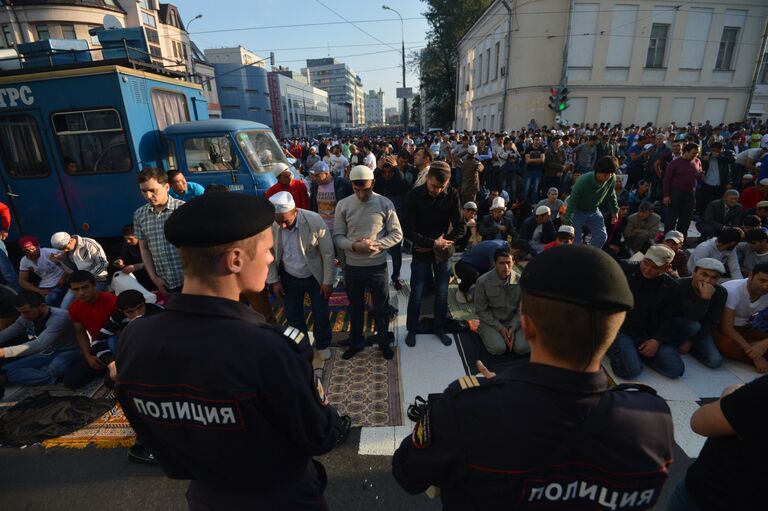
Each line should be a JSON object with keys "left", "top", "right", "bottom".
{"left": 416, "top": 0, "right": 492, "bottom": 128}
{"left": 410, "top": 94, "right": 422, "bottom": 129}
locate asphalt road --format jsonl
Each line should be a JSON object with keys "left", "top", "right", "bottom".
{"left": 0, "top": 427, "right": 688, "bottom": 511}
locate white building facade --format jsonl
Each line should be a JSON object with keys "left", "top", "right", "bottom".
{"left": 302, "top": 58, "right": 364, "bottom": 128}
{"left": 456, "top": 0, "right": 768, "bottom": 131}
{"left": 364, "top": 89, "right": 385, "bottom": 126}
{"left": 268, "top": 69, "right": 331, "bottom": 139}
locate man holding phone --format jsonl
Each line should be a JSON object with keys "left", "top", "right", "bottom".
{"left": 402, "top": 162, "right": 466, "bottom": 348}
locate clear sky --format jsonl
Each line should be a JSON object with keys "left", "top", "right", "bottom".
{"left": 174, "top": 0, "right": 430, "bottom": 109}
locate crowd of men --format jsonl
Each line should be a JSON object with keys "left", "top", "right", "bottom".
{"left": 0, "top": 118, "right": 767, "bottom": 509}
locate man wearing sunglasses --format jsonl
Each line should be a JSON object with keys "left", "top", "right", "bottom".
{"left": 333, "top": 166, "right": 403, "bottom": 360}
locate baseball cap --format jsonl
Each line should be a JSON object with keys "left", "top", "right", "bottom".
{"left": 463, "top": 201, "right": 478, "bottom": 210}
{"left": 643, "top": 244, "right": 676, "bottom": 266}
{"left": 694, "top": 257, "right": 726, "bottom": 274}
{"left": 664, "top": 230, "right": 684, "bottom": 244}
{"left": 535, "top": 205, "right": 551, "bottom": 216}
{"left": 309, "top": 161, "right": 329, "bottom": 175}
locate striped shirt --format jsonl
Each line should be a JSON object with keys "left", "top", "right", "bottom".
{"left": 133, "top": 197, "right": 184, "bottom": 289}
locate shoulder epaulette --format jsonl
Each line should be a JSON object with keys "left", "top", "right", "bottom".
{"left": 271, "top": 325, "right": 312, "bottom": 352}
{"left": 445, "top": 374, "right": 500, "bottom": 397}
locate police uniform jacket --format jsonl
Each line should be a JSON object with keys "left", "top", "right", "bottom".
{"left": 392, "top": 363, "right": 673, "bottom": 511}
{"left": 115, "top": 293, "right": 343, "bottom": 510}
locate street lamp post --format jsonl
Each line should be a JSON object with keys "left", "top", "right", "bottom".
{"left": 184, "top": 14, "right": 203, "bottom": 81}
{"left": 383, "top": 5, "right": 407, "bottom": 130}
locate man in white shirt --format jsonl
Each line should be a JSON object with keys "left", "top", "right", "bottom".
{"left": 714, "top": 262, "right": 768, "bottom": 373}
{"left": 17, "top": 236, "right": 70, "bottom": 308}
{"left": 688, "top": 228, "right": 743, "bottom": 281}
{"left": 329, "top": 145, "right": 350, "bottom": 178}
{"left": 267, "top": 192, "right": 335, "bottom": 360}
{"left": 361, "top": 142, "right": 376, "bottom": 170}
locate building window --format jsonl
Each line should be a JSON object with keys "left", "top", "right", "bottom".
{"left": 141, "top": 12, "right": 157, "bottom": 28}
{"left": 760, "top": 53, "right": 768, "bottom": 84}
{"left": 484, "top": 48, "right": 490, "bottom": 84}
{"left": 149, "top": 46, "right": 162, "bottom": 58}
{"left": 1, "top": 25, "right": 14, "bottom": 48}
{"left": 52, "top": 109, "right": 132, "bottom": 174}
{"left": 61, "top": 24, "right": 77, "bottom": 40}
{"left": 151, "top": 89, "right": 189, "bottom": 131}
{"left": 139, "top": 0, "right": 155, "bottom": 9}
{"left": 36, "top": 24, "right": 50, "bottom": 41}
{"left": 715, "top": 27, "right": 739, "bottom": 71}
{"left": 645, "top": 23, "right": 669, "bottom": 68}
{"left": 476, "top": 54, "right": 483, "bottom": 88}
{"left": 0, "top": 115, "right": 49, "bottom": 178}
{"left": 89, "top": 26, "right": 102, "bottom": 46}
{"left": 145, "top": 27, "right": 159, "bottom": 45}
{"left": 493, "top": 42, "right": 500, "bottom": 81}
{"left": 184, "top": 136, "right": 239, "bottom": 172}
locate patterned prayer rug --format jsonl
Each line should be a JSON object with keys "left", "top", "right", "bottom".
{"left": 319, "top": 347, "right": 403, "bottom": 428}
{"left": 41, "top": 402, "right": 136, "bottom": 449}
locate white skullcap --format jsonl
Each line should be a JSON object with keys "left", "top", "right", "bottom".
{"left": 491, "top": 196, "right": 506, "bottom": 210}
{"left": 268, "top": 191, "right": 296, "bottom": 213}
{"left": 467, "top": 144, "right": 478, "bottom": 154}
{"left": 535, "top": 205, "right": 551, "bottom": 216}
{"left": 50, "top": 232, "right": 71, "bottom": 249}
{"left": 272, "top": 162, "right": 291, "bottom": 177}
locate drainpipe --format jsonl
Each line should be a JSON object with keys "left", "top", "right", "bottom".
{"left": 500, "top": 0, "right": 513, "bottom": 132}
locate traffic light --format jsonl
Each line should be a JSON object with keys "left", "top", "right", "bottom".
{"left": 548, "top": 87, "right": 559, "bottom": 111}
{"left": 558, "top": 87, "right": 569, "bottom": 112}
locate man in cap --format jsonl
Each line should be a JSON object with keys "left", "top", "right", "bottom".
{"left": 267, "top": 192, "right": 335, "bottom": 361}
{"left": 663, "top": 230, "right": 689, "bottom": 278}
{"left": 663, "top": 257, "right": 727, "bottom": 369}
{"left": 167, "top": 170, "right": 205, "bottom": 202}
{"left": 393, "top": 246, "right": 673, "bottom": 508}
{"left": 608, "top": 244, "right": 681, "bottom": 379}
{"left": 474, "top": 248, "right": 528, "bottom": 356}
{"left": 133, "top": 167, "right": 184, "bottom": 295}
{"left": 17, "top": 236, "right": 68, "bottom": 308}
{"left": 519, "top": 205, "right": 556, "bottom": 254}
{"left": 688, "top": 227, "right": 743, "bottom": 281}
{"left": 374, "top": 155, "right": 410, "bottom": 290}
{"left": 115, "top": 192, "right": 348, "bottom": 509}
{"left": 49, "top": 231, "right": 109, "bottom": 290}
{"left": 305, "top": 146, "right": 320, "bottom": 171}
{"left": 453, "top": 239, "right": 508, "bottom": 304}
{"left": 739, "top": 176, "right": 767, "bottom": 211}
{"left": 696, "top": 189, "right": 743, "bottom": 241}
{"left": 264, "top": 162, "right": 309, "bottom": 211}
{"left": 478, "top": 197, "right": 516, "bottom": 241}
{"left": 542, "top": 224, "right": 575, "bottom": 250}
{"left": 333, "top": 165, "right": 403, "bottom": 360}
{"left": 535, "top": 186, "right": 564, "bottom": 216}
{"left": 623, "top": 200, "right": 661, "bottom": 253}
{"left": 564, "top": 156, "right": 620, "bottom": 248}
{"left": 309, "top": 161, "right": 352, "bottom": 233}
{"left": 402, "top": 163, "right": 465, "bottom": 348}
{"left": 460, "top": 144, "right": 483, "bottom": 203}
{"left": 454, "top": 201, "right": 480, "bottom": 252}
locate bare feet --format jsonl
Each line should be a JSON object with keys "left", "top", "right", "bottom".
{"left": 677, "top": 340, "right": 692, "bottom": 355}
{"left": 753, "top": 357, "right": 768, "bottom": 373}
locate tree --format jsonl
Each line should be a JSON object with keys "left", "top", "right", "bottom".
{"left": 410, "top": 94, "right": 422, "bottom": 130}
{"left": 414, "top": 0, "right": 492, "bottom": 128}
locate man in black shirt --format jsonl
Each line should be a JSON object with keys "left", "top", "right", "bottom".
{"left": 393, "top": 245, "right": 674, "bottom": 510}
{"left": 402, "top": 163, "right": 466, "bottom": 347}
{"left": 663, "top": 258, "right": 727, "bottom": 370}
{"left": 374, "top": 155, "right": 410, "bottom": 289}
{"left": 669, "top": 377, "right": 767, "bottom": 511}
{"left": 608, "top": 245, "right": 680, "bottom": 379}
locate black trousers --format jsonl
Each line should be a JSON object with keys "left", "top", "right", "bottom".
{"left": 454, "top": 261, "right": 482, "bottom": 293}
{"left": 697, "top": 183, "right": 724, "bottom": 215}
{"left": 665, "top": 188, "right": 695, "bottom": 237}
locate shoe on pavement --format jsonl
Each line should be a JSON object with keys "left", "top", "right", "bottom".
{"left": 128, "top": 443, "right": 157, "bottom": 465}
{"left": 381, "top": 344, "right": 395, "bottom": 360}
{"left": 435, "top": 332, "right": 453, "bottom": 346}
{"left": 455, "top": 290, "right": 468, "bottom": 304}
{"left": 342, "top": 345, "right": 364, "bottom": 360}
{"left": 405, "top": 332, "right": 417, "bottom": 347}
{"left": 318, "top": 348, "right": 332, "bottom": 361}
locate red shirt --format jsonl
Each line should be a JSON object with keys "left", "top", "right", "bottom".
{"left": 0, "top": 201, "right": 10, "bottom": 230}
{"left": 542, "top": 240, "right": 560, "bottom": 250}
{"left": 740, "top": 185, "right": 764, "bottom": 211}
{"left": 69, "top": 291, "right": 118, "bottom": 338}
{"left": 663, "top": 157, "right": 702, "bottom": 196}
{"left": 264, "top": 180, "right": 310, "bottom": 210}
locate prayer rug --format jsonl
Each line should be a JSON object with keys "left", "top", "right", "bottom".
{"left": 319, "top": 347, "right": 403, "bottom": 428}
{"left": 0, "top": 378, "right": 106, "bottom": 411}
{"left": 41, "top": 402, "right": 136, "bottom": 449}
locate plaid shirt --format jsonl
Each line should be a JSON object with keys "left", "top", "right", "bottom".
{"left": 133, "top": 197, "right": 184, "bottom": 289}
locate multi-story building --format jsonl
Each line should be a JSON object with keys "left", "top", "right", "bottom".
{"left": 749, "top": 45, "right": 768, "bottom": 118}
{"left": 385, "top": 106, "right": 400, "bottom": 125}
{"left": 204, "top": 46, "right": 272, "bottom": 126}
{"left": 302, "top": 57, "right": 364, "bottom": 128}
{"left": 456, "top": 0, "right": 768, "bottom": 131}
{"left": 0, "top": 0, "right": 220, "bottom": 116}
{"left": 267, "top": 68, "right": 330, "bottom": 139}
{"left": 364, "top": 89, "right": 385, "bottom": 126}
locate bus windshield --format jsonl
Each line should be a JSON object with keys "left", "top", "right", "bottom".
{"left": 234, "top": 130, "right": 291, "bottom": 175}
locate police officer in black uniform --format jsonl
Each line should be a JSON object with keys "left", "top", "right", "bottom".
{"left": 115, "top": 192, "right": 348, "bottom": 510}
{"left": 392, "top": 245, "right": 674, "bottom": 510}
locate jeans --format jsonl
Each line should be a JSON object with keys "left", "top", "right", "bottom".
{"left": 281, "top": 272, "right": 332, "bottom": 350}
{"left": 389, "top": 242, "right": 402, "bottom": 281}
{"left": 407, "top": 258, "right": 450, "bottom": 334}
{"left": 43, "top": 286, "right": 70, "bottom": 308}
{"left": 0, "top": 240, "right": 20, "bottom": 292}
{"left": 657, "top": 318, "right": 723, "bottom": 368}
{"left": 667, "top": 480, "right": 704, "bottom": 511}
{"left": 345, "top": 264, "right": 391, "bottom": 349}
{"left": 572, "top": 209, "right": 607, "bottom": 248}
{"left": 3, "top": 346, "right": 82, "bottom": 385}
{"left": 522, "top": 169, "right": 542, "bottom": 203}
{"left": 607, "top": 330, "right": 685, "bottom": 379}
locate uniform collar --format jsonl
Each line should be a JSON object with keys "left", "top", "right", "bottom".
{"left": 501, "top": 362, "right": 609, "bottom": 394}
{"left": 164, "top": 293, "right": 264, "bottom": 324}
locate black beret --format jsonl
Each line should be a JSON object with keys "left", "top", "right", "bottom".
{"left": 519, "top": 245, "right": 633, "bottom": 312}
{"left": 164, "top": 192, "right": 275, "bottom": 247}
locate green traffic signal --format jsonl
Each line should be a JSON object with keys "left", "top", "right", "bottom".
{"left": 558, "top": 103, "right": 566, "bottom": 111}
